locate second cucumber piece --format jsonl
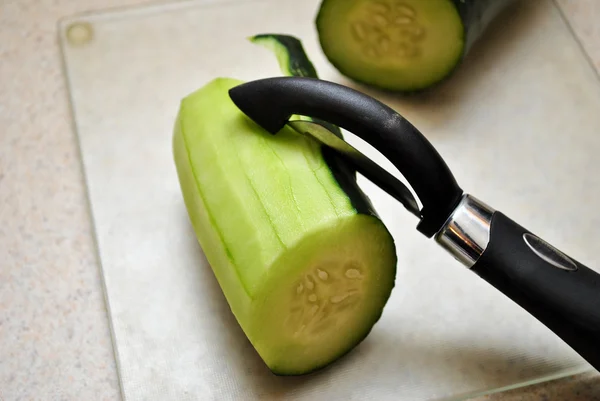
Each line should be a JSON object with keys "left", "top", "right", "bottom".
{"left": 316, "top": 0, "right": 516, "bottom": 92}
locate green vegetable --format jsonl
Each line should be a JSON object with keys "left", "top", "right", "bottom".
{"left": 250, "top": 34, "right": 319, "bottom": 79}
{"left": 172, "top": 35, "right": 397, "bottom": 375}
{"left": 316, "top": 0, "right": 516, "bottom": 92}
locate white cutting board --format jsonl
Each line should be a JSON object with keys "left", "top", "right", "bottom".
{"left": 59, "top": 0, "right": 598, "bottom": 399}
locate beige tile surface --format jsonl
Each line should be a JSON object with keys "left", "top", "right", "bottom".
{"left": 0, "top": 0, "right": 598, "bottom": 400}
{"left": 556, "top": 0, "right": 600, "bottom": 72}
{"left": 1, "top": 2, "right": 147, "bottom": 400}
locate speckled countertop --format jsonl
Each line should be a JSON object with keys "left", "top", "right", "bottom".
{"left": 1, "top": 0, "right": 599, "bottom": 400}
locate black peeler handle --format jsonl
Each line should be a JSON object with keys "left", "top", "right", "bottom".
{"left": 476, "top": 212, "right": 600, "bottom": 370}
{"left": 437, "top": 195, "right": 600, "bottom": 371}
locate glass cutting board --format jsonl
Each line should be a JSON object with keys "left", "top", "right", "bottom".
{"left": 58, "top": 0, "right": 598, "bottom": 399}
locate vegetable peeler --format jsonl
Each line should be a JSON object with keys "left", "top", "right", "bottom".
{"left": 229, "top": 76, "right": 600, "bottom": 371}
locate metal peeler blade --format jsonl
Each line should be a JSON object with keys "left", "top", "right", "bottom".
{"left": 287, "top": 120, "right": 420, "bottom": 218}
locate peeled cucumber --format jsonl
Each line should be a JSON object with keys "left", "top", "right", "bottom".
{"left": 172, "top": 35, "right": 397, "bottom": 375}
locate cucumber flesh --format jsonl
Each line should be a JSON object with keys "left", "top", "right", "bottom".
{"left": 173, "top": 77, "right": 397, "bottom": 375}
{"left": 317, "top": 0, "right": 465, "bottom": 91}
{"left": 316, "top": 0, "right": 515, "bottom": 92}
{"left": 253, "top": 212, "right": 396, "bottom": 375}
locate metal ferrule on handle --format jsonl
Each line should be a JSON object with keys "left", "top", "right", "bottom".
{"left": 435, "top": 194, "right": 494, "bottom": 267}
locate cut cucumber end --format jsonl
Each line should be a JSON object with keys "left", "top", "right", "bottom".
{"left": 316, "top": 0, "right": 465, "bottom": 91}
{"left": 250, "top": 215, "right": 396, "bottom": 375}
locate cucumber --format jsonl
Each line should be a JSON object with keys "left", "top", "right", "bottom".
{"left": 316, "top": 0, "right": 516, "bottom": 92}
{"left": 172, "top": 36, "right": 397, "bottom": 375}
{"left": 251, "top": 34, "right": 319, "bottom": 79}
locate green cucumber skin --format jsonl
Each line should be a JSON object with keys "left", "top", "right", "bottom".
{"left": 454, "top": 0, "right": 518, "bottom": 54}
{"left": 251, "top": 34, "right": 377, "bottom": 216}
{"left": 252, "top": 34, "right": 320, "bottom": 79}
{"left": 315, "top": 0, "right": 517, "bottom": 93}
